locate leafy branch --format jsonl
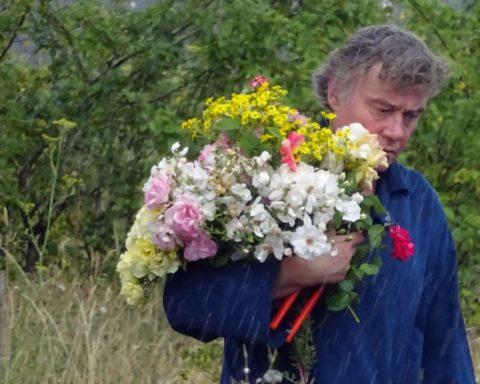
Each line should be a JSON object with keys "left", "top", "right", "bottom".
{"left": 0, "top": 10, "right": 28, "bottom": 62}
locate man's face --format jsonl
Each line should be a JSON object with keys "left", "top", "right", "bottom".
{"left": 328, "top": 63, "right": 429, "bottom": 165}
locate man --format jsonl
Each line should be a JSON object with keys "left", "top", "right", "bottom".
{"left": 164, "top": 25, "right": 476, "bottom": 383}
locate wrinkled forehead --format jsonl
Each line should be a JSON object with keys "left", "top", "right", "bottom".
{"left": 349, "top": 63, "right": 430, "bottom": 103}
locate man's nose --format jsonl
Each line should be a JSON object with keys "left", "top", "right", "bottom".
{"left": 383, "top": 114, "right": 405, "bottom": 141}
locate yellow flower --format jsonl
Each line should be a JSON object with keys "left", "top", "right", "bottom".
{"left": 320, "top": 111, "right": 337, "bottom": 121}
{"left": 335, "top": 124, "right": 388, "bottom": 189}
{"left": 121, "top": 281, "right": 144, "bottom": 305}
{"left": 260, "top": 133, "right": 275, "bottom": 143}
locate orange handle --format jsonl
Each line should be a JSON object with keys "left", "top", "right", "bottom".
{"left": 270, "top": 290, "right": 301, "bottom": 330}
{"left": 286, "top": 285, "right": 324, "bottom": 343}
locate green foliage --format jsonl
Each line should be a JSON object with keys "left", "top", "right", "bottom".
{"left": 289, "top": 317, "right": 316, "bottom": 384}
{"left": 0, "top": 0, "right": 478, "bottom": 324}
{"left": 393, "top": 0, "right": 480, "bottom": 323}
{"left": 0, "top": 0, "right": 387, "bottom": 272}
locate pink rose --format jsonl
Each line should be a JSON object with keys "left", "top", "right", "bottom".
{"left": 249, "top": 75, "right": 269, "bottom": 88}
{"left": 144, "top": 174, "right": 171, "bottom": 209}
{"left": 198, "top": 144, "right": 215, "bottom": 167}
{"left": 165, "top": 194, "right": 202, "bottom": 241}
{"left": 150, "top": 222, "right": 178, "bottom": 250}
{"left": 183, "top": 232, "right": 218, "bottom": 261}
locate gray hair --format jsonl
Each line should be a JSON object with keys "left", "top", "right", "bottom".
{"left": 312, "top": 25, "right": 450, "bottom": 109}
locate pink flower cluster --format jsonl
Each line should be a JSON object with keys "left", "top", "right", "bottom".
{"left": 144, "top": 174, "right": 171, "bottom": 209}
{"left": 144, "top": 178, "right": 217, "bottom": 261}
{"left": 389, "top": 225, "right": 414, "bottom": 261}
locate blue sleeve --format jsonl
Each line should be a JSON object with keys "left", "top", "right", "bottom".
{"left": 163, "top": 257, "right": 288, "bottom": 346}
{"left": 420, "top": 214, "right": 476, "bottom": 383}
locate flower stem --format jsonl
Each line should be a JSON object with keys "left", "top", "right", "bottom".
{"left": 347, "top": 304, "right": 360, "bottom": 323}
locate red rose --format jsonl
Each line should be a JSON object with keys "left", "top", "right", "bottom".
{"left": 389, "top": 225, "right": 414, "bottom": 261}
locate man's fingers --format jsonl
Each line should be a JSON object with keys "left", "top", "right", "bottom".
{"left": 334, "top": 232, "right": 364, "bottom": 245}
{"left": 350, "top": 233, "right": 365, "bottom": 245}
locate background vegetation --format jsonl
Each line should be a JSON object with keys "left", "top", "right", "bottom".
{"left": 0, "top": 0, "right": 478, "bottom": 381}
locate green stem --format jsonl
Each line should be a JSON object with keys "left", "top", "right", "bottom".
{"left": 40, "top": 138, "right": 62, "bottom": 265}
{"left": 347, "top": 304, "right": 360, "bottom": 323}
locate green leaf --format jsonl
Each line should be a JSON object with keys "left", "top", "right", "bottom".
{"left": 364, "top": 195, "right": 386, "bottom": 215}
{"left": 209, "top": 253, "right": 230, "bottom": 268}
{"left": 266, "top": 125, "right": 283, "bottom": 141}
{"left": 327, "top": 291, "right": 351, "bottom": 311}
{"left": 371, "top": 255, "right": 383, "bottom": 268}
{"left": 339, "top": 279, "right": 354, "bottom": 292}
{"left": 212, "top": 117, "right": 241, "bottom": 132}
{"left": 359, "top": 262, "right": 380, "bottom": 276}
{"left": 368, "top": 224, "right": 384, "bottom": 250}
{"left": 350, "top": 266, "right": 365, "bottom": 282}
{"left": 238, "top": 131, "right": 261, "bottom": 156}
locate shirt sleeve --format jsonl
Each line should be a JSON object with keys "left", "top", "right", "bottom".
{"left": 419, "top": 211, "right": 476, "bottom": 383}
{"left": 163, "top": 257, "right": 288, "bottom": 346}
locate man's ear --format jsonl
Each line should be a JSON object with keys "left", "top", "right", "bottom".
{"left": 327, "top": 78, "right": 340, "bottom": 112}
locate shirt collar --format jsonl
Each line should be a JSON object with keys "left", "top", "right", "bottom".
{"left": 378, "top": 161, "right": 410, "bottom": 194}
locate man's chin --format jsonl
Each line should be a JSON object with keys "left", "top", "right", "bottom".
{"left": 385, "top": 151, "right": 397, "bottom": 165}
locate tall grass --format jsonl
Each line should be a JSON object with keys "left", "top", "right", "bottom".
{"left": 1, "top": 267, "right": 478, "bottom": 383}
{"left": 1, "top": 268, "right": 223, "bottom": 384}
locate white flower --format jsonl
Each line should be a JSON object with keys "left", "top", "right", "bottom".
{"left": 352, "top": 143, "right": 371, "bottom": 160}
{"left": 263, "top": 369, "right": 283, "bottom": 383}
{"left": 312, "top": 211, "right": 331, "bottom": 229}
{"left": 199, "top": 201, "right": 217, "bottom": 221}
{"left": 221, "top": 196, "right": 246, "bottom": 218}
{"left": 180, "top": 161, "right": 210, "bottom": 188}
{"left": 285, "top": 189, "right": 305, "bottom": 208}
{"left": 249, "top": 201, "right": 279, "bottom": 237}
{"left": 290, "top": 225, "right": 331, "bottom": 259}
{"left": 151, "top": 158, "right": 176, "bottom": 176}
{"left": 252, "top": 171, "right": 271, "bottom": 192}
{"left": 231, "top": 183, "right": 252, "bottom": 203}
{"left": 254, "top": 234, "right": 284, "bottom": 262}
{"left": 254, "top": 151, "right": 272, "bottom": 166}
{"left": 347, "top": 122, "right": 368, "bottom": 141}
{"left": 225, "top": 218, "right": 245, "bottom": 242}
{"left": 351, "top": 192, "right": 364, "bottom": 204}
{"left": 171, "top": 141, "right": 189, "bottom": 156}
{"left": 336, "top": 197, "right": 362, "bottom": 222}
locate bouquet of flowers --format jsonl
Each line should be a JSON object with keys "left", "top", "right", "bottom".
{"left": 117, "top": 76, "right": 414, "bottom": 337}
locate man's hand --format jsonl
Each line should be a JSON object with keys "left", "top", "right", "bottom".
{"left": 273, "top": 232, "right": 364, "bottom": 300}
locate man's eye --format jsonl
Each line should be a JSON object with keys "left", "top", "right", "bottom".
{"left": 378, "top": 108, "right": 392, "bottom": 114}
{"left": 404, "top": 113, "right": 420, "bottom": 120}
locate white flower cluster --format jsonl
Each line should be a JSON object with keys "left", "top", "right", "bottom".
{"left": 119, "top": 130, "right": 373, "bottom": 304}
{"left": 238, "top": 159, "right": 364, "bottom": 261}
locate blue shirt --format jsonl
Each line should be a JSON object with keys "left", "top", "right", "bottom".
{"left": 163, "top": 162, "right": 476, "bottom": 383}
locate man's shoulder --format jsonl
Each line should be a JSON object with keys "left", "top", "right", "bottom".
{"left": 394, "top": 162, "right": 446, "bottom": 214}
{"left": 395, "top": 162, "right": 437, "bottom": 195}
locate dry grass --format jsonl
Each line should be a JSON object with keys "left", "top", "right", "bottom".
{"left": 1, "top": 268, "right": 478, "bottom": 383}
{"left": 469, "top": 328, "right": 480, "bottom": 381}
{"left": 1, "top": 269, "right": 222, "bottom": 384}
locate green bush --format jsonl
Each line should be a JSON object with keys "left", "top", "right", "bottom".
{"left": 0, "top": 0, "right": 478, "bottom": 323}
{"left": 395, "top": 0, "right": 480, "bottom": 323}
